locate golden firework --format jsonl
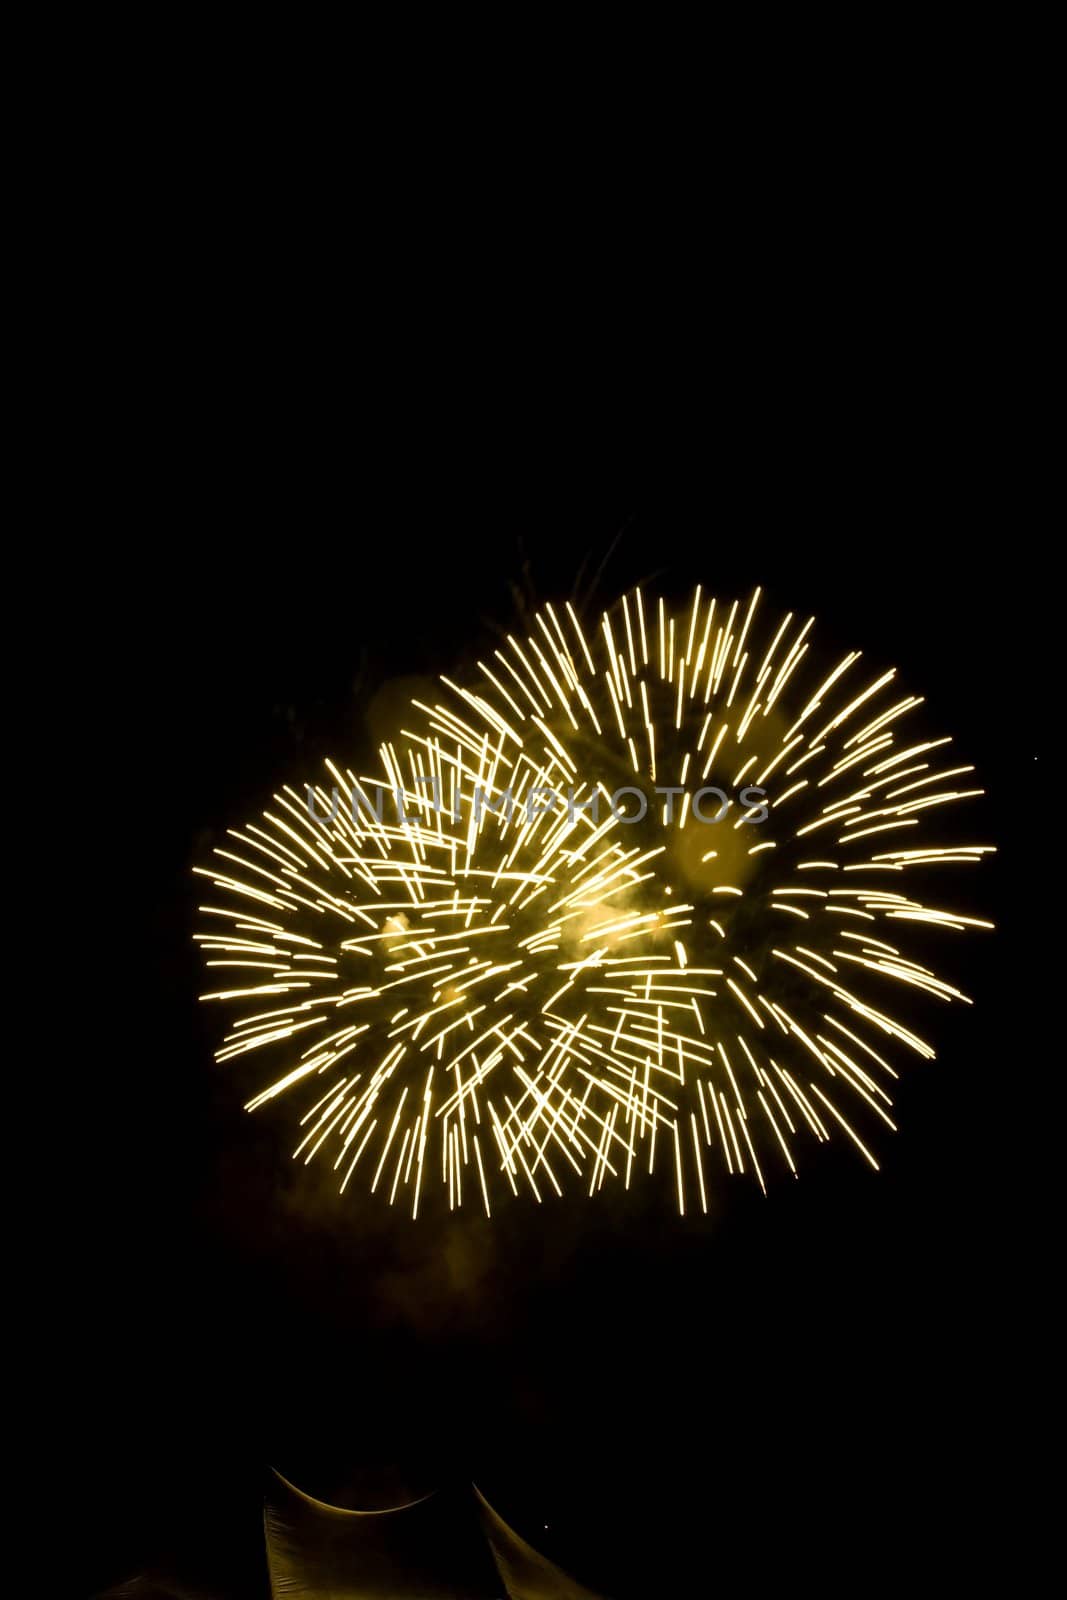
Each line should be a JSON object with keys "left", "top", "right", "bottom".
{"left": 196, "top": 587, "right": 992, "bottom": 1215}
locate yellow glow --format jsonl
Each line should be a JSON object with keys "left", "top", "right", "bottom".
{"left": 196, "top": 586, "right": 992, "bottom": 1213}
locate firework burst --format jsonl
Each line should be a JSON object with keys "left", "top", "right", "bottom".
{"left": 196, "top": 587, "right": 993, "bottom": 1215}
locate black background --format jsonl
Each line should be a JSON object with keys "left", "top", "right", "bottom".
{"left": 62, "top": 383, "right": 1046, "bottom": 1596}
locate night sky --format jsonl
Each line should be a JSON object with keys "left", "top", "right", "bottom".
{"left": 66, "top": 441, "right": 1042, "bottom": 1596}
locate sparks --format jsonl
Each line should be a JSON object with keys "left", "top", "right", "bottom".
{"left": 196, "top": 587, "right": 992, "bottom": 1213}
